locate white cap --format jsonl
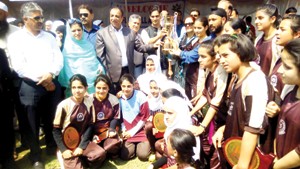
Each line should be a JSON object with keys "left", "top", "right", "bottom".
{"left": 0, "top": 1, "right": 8, "bottom": 13}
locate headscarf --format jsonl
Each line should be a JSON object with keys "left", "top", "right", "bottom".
{"left": 58, "top": 18, "right": 104, "bottom": 97}
{"left": 147, "top": 78, "right": 163, "bottom": 113}
{"left": 159, "top": 79, "right": 193, "bottom": 108}
{"left": 163, "top": 96, "right": 192, "bottom": 141}
{"left": 163, "top": 96, "right": 200, "bottom": 161}
{"left": 137, "top": 55, "right": 166, "bottom": 95}
{"left": 55, "top": 25, "right": 66, "bottom": 50}
{"left": 0, "top": 2, "right": 8, "bottom": 13}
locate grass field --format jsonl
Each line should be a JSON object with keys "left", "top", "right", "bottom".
{"left": 15, "top": 134, "right": 151, "bottom": 169}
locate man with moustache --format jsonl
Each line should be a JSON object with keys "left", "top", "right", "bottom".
{"left": 7, "top": 2, "right": 63, "bottom": 169}
{"left": 96, "top": 7, "right": 157, "bottom": 93}
{"left": 78, "top": 4, "right": 99, "bottom": 46}
{"left": 208, "top": 8, "right": 227, "bottom": 39}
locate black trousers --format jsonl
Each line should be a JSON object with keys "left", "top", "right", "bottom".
{"left": 111, "top": 66, "right": 130, "bottom": 95}
{"left": 19, "top": 78, "right": 61, "bottom": 162}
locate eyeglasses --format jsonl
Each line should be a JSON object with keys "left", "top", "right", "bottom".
{"left": 184, "top": 22, "right": 194, "bottom": 26}
{"left": 68, "top": 18, "right": 82, "bottom": 25}
{"left": 79, "top": 13, "right": 89, "bottom": 18}
{"left": 192, "top": 15, "right": 198, "bottom": 18}
{"left": 28, "top": 16, "right": 44, "bottom": 22}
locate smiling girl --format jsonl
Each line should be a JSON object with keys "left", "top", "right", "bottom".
{"left": 119, "top": 74, "right": 151, "bottom": 161}
{"left": 254, "top": 4, "right": 281, "bottom": 76}
{"left": 136, "top": 55, "right": 166, "bottom": 95}
{"left": 53, "top": 74, "right": 104, "bottom": 169}
{"left": 92, "top": 74, "right": 121, "bottom": 159}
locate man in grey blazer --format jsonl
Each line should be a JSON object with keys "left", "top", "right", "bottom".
{"left": 96, "top": 7, "right": 156, "bottom": 93}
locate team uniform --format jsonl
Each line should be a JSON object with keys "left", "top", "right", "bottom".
{"left": 201, "top": 65, "right": 229, "bottom": 169}
{"left": 269, "top": 59, "right": 284, "bottom": 95}
{"left": 145, "top": 94, "right": 164, "bottom": 152}
{"left": 276, "top": 86, "right": 300, "bottom": 168}
{"left": 119, "top": 90, "right": 151, "bottom": 160}
{"left": 223, "top": 70, "right": 268, "bottom": 140}
{"left": 222, "top": 68, "right": 278, "bottom": 158}
{"left": 92, "top": 93, "right": 121, "bottom": 156}
{"left": 53, "top": 96, "right": 104, "bottom": 169}
{"left": 255, "top": 34, "right": 282, "bottom": 77}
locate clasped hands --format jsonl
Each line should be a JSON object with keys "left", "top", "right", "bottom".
{"left": 62, "top": 148, "right": 83, "bottom": 159}
{"left": 36, "top": 72, "right": 55, "bottom": 91}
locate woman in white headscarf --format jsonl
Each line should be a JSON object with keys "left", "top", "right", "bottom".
{"left": 148, "top": 96, "right": 200, "bottom": 169}
{"left": 136, "top": 55, "right": 166, "bottom": 95}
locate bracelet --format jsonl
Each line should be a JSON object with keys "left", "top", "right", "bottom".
{"left": 199, "top": 123, "right": 206, "bottom": 129}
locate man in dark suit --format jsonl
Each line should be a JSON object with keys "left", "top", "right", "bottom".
{"left": 96, "top": 7, "right": 156, "bottom": 93}
{"left": 0, "top": 48, "right": 18, "bottom": 169}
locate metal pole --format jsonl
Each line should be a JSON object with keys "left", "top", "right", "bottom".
{"left": 69, "top": 0, "right": 73, "bottom": 18}
{"left": 125, "top": 0, "right": 128, "bottom": 23}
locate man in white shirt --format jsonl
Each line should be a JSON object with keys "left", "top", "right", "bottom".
{"left": 7, "top": 2, "right": 63, "bottom": 169}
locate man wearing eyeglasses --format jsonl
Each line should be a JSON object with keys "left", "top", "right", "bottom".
{"left": 7, "top": 2, "right": 63, "bottom": 169}
{"left": 128, "top": 14, "right": 146, "bottom": 79}
{"left": 78, "top": 4, "right": 99, "bottom": 47}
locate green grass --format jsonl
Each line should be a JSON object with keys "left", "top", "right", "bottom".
{"left": 15, "top": 134, "right": 151, "bottom": 169}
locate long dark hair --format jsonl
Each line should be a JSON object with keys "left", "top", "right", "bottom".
{"left": 161, "top": 88, "right": 184, "bottom": 99}
{"left": 169, "top": 129, "right": 196, "bottom": 167}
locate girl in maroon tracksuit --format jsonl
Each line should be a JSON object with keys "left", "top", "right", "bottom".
{"left": 272, "top": 39, "right": 300, "bottom": 168}
{"left": 53, "top": 74, "right": 104, "bottom": 169}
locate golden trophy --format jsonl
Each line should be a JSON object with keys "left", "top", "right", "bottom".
{"left": 161, "top": 13, "right": 179, "bottom": 78}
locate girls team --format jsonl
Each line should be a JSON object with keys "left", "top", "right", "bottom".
{"left": 53, "top": 3, "right": 300, "bottom": 169}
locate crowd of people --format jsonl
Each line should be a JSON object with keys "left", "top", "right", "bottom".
{"left": 0, "top": 0, "right": 299, "bottom": 169}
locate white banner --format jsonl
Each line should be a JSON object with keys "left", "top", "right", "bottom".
{"left": 112, "top": 0, "right": 185, "bottom": 28}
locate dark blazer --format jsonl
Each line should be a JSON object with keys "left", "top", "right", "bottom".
{"left": 0, "top": 48, "right": 15, "bottom": 160}
{"left": 96, "top": 25, "right": 155, "bottom": 82}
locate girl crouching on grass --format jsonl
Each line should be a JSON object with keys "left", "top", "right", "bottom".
{"left": 53, "top": 74, "right": 104, "bottom": 169}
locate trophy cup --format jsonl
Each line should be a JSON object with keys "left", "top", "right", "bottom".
{"left": 161, "top": 13, "right": 178, "bottom": 78}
